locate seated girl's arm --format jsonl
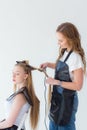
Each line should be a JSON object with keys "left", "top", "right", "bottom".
{"left": 0, "top": 93, "right": 27, "bottom": 129}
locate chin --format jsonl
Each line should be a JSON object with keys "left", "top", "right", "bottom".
{"left": 13, "top": 81, "right": 16, "bottom": 84}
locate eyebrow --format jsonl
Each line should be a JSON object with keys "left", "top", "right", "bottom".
{"left": 12, "top": 71, "right": 21, "bottom": 73}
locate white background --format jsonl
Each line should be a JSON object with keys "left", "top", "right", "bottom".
{"left": 0, "top": 0, "right": 87, "bottom": 130}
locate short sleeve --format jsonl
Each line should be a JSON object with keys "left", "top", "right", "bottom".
{"left": 67, "top": 52, "right": 84, "bottom": 72}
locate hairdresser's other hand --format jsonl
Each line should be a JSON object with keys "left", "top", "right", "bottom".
{"left": 46, "top": 77, "right": 58, "bottom": 85}
{"left": 40, "top": 62, "right": 48, "bottom": 69}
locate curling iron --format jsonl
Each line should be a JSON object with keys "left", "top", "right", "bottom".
{"left": 27, "top": 64, "right": 49, "bottom": 77}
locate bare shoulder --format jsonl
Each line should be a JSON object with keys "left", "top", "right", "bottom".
{"left": 13, "top": 93, "right": 27, "bottom": 105}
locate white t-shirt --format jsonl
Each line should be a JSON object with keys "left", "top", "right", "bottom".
{"left": 60, "top": 51, "right": 84, "bottom": 81}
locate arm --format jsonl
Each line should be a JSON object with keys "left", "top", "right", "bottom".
{"left": 40, "top": 62, "right": 56, "bottom": 69}
{"left": 61, "top": 68, "right": 84, "bottom": 91}
{"left": 46, "top": 68, "right": 84, "bottom": 91}
{"left": 0, "top": 93, "right": 27, "bottom": 129}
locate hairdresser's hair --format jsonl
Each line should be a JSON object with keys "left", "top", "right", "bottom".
{"left": 14, "top": 60, "right": 40, "bottom": 130}
{"left": 56, "top": 22, "right": 86, "bottom": 72}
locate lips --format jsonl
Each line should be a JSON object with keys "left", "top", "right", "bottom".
{"left": 13, "top": 79, "right": 15, "bottom": 82}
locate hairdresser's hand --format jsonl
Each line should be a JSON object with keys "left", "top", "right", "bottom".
{"left": 40, "top": 62, "right": 48, "bottom": 69}
{"left": 46, "top": 77, "right": 58, "bottom": 85}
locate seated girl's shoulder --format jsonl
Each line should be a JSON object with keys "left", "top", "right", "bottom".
{"left": 14, "top": 93, "right": 27, "bottom": 103}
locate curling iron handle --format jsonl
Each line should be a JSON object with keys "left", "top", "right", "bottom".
{"left": 37, "top": 68, "right": 49, "bottom": 77}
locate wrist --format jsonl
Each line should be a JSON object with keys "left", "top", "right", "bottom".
{"left": 46, "top": 62, "right": 49, "bottom": 67}
{"left": 58, "top": 80, "right": 62, "bottom": 86}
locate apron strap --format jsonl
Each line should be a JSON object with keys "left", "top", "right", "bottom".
{"left": 7, "top": 87, "right": 33, "bottom": 106}
{"left": 64, "top": 50, "right": 73, "bottom": 63}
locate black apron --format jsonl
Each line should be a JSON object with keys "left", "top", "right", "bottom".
{"left": 49, "top": 50, "right": 76, "bottom": 126}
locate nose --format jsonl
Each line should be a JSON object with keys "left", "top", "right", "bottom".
{"left": 12, "top": 73, "right": 16, "bottom": 78}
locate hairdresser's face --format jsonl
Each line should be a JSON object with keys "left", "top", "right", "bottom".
{"left": 12, "top": 65, "right": 28, "bottom": 85}
{"left": 56, "top": 32, "right": 70, "bottom": 50}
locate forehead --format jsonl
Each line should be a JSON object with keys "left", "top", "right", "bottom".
{"left": 13, "top": 65, "right": 24, "bottom": 72}
{"left": 56, "top": 32, "right": 66, "bottom": 39}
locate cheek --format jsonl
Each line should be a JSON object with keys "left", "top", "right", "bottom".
{"left": 19, "top": 76, "right": 25, "bottom": 81}
{"left": 59, "top": 42, "right": 65, "bottom": 46}
{"left": 16, "top": 76, "right": 25, "bottom": 82}
{"left": 62, "top": 41, "right": 68, "bottom": 46}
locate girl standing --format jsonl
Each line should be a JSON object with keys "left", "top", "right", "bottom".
{"left": 40, "top": 22, "right": 86, "bottom": 130}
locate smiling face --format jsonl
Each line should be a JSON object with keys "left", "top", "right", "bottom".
{"left": 56, "top": 32, "right": 70, "bottom": 50}
{"left": 12, "top": 65, "right": 28, "bottom": 86}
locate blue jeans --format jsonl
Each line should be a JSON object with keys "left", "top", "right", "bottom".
{"left": 49, "top": 93, "right": 78, "bottom": 130}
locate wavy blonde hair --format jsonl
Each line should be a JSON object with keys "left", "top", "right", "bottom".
{"left": 14, "top": 60, "right": 40, "bottom": 130}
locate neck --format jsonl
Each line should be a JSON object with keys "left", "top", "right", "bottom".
{"left": 17, "top": 84, "right": 26, "bottom": 90}
{"left": 66, "top": 47, "right": 72, "bottom": 52}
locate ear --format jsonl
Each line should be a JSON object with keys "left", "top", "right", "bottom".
{"left": 24, "top": 73, "right": 28, "bottom": 80}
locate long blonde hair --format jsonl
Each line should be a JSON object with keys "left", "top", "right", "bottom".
{"left": 14, "top": 60, "right": 40, "bottom": 130}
